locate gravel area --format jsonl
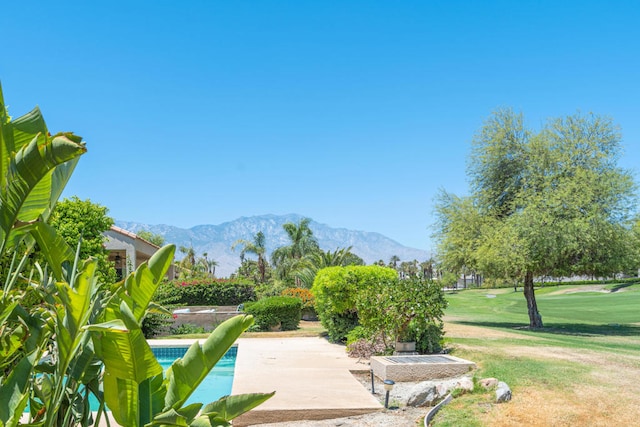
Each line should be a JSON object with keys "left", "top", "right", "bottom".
{"left": 251, "top": 372, "right": 470, "bottom": 427}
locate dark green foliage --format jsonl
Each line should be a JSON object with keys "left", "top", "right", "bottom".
{"left": 414, "top": 321, "right": 445, "bottom": 354}
{"left": 312, "top": 265, "right": 398, "bottom": 342}
{"left": 141, "top": 279, "right": 182, "bottom": 338}
{"left": 170, "top": 323, "right": 206, "bottom": 335}
{"left": 323, "top": 311, "right": 360, "bottom": 342}
{"left": 48, "top": 196, "right": 116, "bottom": 283}
{"left": 244, "top": 296, "right": 302, "bottom": 331}
{"left": 357, "top": 277, "right": 448, "bottom": 353}
{"left": 160, "top": 279, "right": 257, "bottom": 306}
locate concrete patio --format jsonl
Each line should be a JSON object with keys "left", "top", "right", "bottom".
{"left": 232, "top": 337, "right": 382, "bottom": 426}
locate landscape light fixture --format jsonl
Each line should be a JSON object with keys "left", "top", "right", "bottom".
{"left": 383, "top": 379, "right": 395, "bottom": 409}
{"left": 370, "top": 369, "right": 375, "bottom": 394}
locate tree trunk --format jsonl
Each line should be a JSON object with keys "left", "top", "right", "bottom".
{"left": 523, "top": 271, "right": 543, "bottom": 328}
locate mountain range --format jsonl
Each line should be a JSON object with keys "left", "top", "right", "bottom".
{"left": 115, "top": 214, "right": 430, "bottom": 277}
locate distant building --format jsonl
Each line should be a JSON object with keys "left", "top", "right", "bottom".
{"left": 103, "top": 226, "right": 174, "bottom": 280}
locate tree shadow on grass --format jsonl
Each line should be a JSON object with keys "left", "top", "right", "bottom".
{"left": 453, "top": 320, "right": 640, "bottom": 337}
{"left": 608, "top": 283, "right": 637, "bottom": 292}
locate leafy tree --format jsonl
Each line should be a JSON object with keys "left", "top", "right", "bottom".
{"left": 49, "top": 196, "right": 116, "bottom": 283}
{"left": 232, "top": 231, "right": 269, "bottom": 283}
{"left": 435, "top": 109, "right": 639, "bottom": 328}
{"left": 137, "top": 230, "right": 165, "bottom": 246}
{"left": 433, "top": 191, "right": 486, "bottom": 287}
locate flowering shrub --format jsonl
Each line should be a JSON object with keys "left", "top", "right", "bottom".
{"left": 281, "top": 287, "right": 315, "bottom": 310}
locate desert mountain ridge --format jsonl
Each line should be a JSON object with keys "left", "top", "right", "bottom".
{"left": 115, "top": 214, "right": 430, "bottom": 277}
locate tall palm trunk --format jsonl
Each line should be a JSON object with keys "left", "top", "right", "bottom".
{"left": 523, "top": 271, "right": 543, "bottom": 328}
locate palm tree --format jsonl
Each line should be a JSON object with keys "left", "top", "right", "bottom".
{"left": 295, "top": 247, "right": 364, "bottom": 288}
{"left": 389, "top": 255, "right": 400, "bottom": 270}
{"left": 271, "top": 218, "right": 320, "bottom": 286}
{"left": 232, "top": 231, "right": 268, "bottom": 283}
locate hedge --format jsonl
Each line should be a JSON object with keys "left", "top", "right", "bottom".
{"left": 244, "top": 296, "right": 302, "bottom": 331}
{"left": 158, "top": 279, "right": 256, "bottom": 306}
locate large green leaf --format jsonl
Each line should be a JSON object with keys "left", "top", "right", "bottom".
{"left": 89, "top": 305, "right": 162, "bottom": 384}
{"left": 103, "top": 373, "right": 139, "bottom": 427}
{"left": 200, "top": 392, "right": 275, "bottom": 424}
{"left": 164, "top": 315, "right": 254, "bottom": 410}
{"left": 0, "top": 132, "right": 86, "bottom": 248}
{"left": 56, "top": 259, "right": 98, "bottom": 342}
{"left": 0, "top": 351, "right": 38, "bottom": 427}
{"left": 123, "top": 245, "right": 175, "bottom": 322}
{"left": 148, "top": 404, "right": 202, "bottom": 426}
{"left": 138, "top": 374, "right": 167, "bottom": 427}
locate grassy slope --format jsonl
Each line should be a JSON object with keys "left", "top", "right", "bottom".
{"left": 435, "top": 284, "right": 640, "bottom": 426}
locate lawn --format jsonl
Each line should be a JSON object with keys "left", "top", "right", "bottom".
{"left": 435, "top": 283, "right": 640, "bottom": 426}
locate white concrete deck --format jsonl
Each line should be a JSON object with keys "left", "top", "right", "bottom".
{"left": 232, "top": 337, "right": 382, "bottom": 426}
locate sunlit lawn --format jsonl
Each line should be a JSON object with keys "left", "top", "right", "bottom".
{"left": 435, "top": 283, "right": 640, "bottom": 426}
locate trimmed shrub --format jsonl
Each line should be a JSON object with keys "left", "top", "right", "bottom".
{"left": 244, "top": 296, "right": 302, "bottom": 331}
{"left": 159, "top": 279, "right": 257, "bottom": 306}
{"left": 312, "top": 265, "right": 398, "bottom": 342}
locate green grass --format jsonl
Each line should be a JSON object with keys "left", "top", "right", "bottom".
{"left": 431, "top": 283, "right": 640, "bottom": 426}
{"left": 446, "top": 284, "right": 640, "bottom": 343}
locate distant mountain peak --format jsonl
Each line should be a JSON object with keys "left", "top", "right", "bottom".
{"left": 115, "top": 214, "right": 428, "bottom": 277}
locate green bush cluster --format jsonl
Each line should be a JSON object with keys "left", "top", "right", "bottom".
{"left": 311, "top": 265, "right": 398, "bottom": 342}
{"left": 312, "top": 266, "right": 447, "bottom": 354}
{"left": 244, "top": 296, "right": 302, "bottom": 331}
{"left": 159, "top": 279, "right": 257, "bottom": 306}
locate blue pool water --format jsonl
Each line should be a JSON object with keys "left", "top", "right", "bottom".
{"left": 154, "top": 346, "right": 237, "bottom": 406}
{"left": 25, "top": 346, "right": 237, "bottom": 414}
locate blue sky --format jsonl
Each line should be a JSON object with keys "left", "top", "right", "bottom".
{"left": 2, "top": 1, "right": 638, "bottom": 251}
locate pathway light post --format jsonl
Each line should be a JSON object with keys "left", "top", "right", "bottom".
{"left": 383, "top": 379, "right": 395, "bottom": 409}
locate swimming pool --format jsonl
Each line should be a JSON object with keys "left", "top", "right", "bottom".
{"left": 152, "top": 345, "right": 237, "bottom": 406}
{"left": 24, "top": 346, "right": 237, "bottom": 416}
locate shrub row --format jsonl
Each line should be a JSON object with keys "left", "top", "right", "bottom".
{"left": 244, "top": 296, "right": 302, "bottom": 331}
{"left": 158, "top": 279, "right": 257, "bottom": 306}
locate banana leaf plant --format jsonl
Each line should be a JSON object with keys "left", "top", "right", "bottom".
{"left": 0, "top": 82, "right": 88, "bottom": 426}
{"left": 0, "top": 82, "right": 86, "bottom": 286}
{"left": 0, "top": 84, "right": 273, "bottom": 426}
{"left": 88, "top": 245, "right": 273, "bottom": 426}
